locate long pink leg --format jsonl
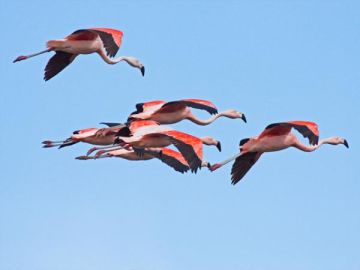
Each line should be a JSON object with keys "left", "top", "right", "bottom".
{"left": 13, "top": 48, "right": 52, "bottom": 63}
{"left": 42, "top": 140, "right": 66, "bottom": 148}
{"left": 86, "top": 145, "right": 123, "bottom": 156}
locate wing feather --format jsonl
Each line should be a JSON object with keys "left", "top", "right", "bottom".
{"left": 44, "top": 51, "right": 77, "bottom": 81}
{"left": 161, "top": 99, "right": 218, "bottom": 115}
{"left": 260, "top": 121, "right": 319, "bottom": 145}
{"left": 231, "top": 152, "right": 261, "bottom": 185}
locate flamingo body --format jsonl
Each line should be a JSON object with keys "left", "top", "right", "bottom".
{"left": 210, "top": 121, "right": 348, "bottom": 185}
{"left": 14, "top": 27, "right": 144, "bottom": 80}
{"left": 128, "top": 99, "right": 246, "bottom": 125}
{"left": 115, "top": 120, "right": 220, "bottom": 172}
{"left": 42, "top": 124, "right": 127, "bottom": 148}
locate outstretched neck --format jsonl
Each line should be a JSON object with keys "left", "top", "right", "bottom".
{"left": 186, "top": 112, "right": 222, "bottom": 126}
{"left": 293, "top": 137, "right": 342, "bottom": 152}
{"left": 98, "top": 50, "right": 126, "bottom": 64}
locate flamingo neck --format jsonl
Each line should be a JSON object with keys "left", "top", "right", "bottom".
{"left": 186, "top": 112, "right": 222, "bottom": 126}
{"left": 293, "top": 136, "right": 346, "bottom": 152}
{"left": 98, "top": 50, "right": 127, "bottom": 64}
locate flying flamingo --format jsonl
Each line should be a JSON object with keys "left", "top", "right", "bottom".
{"left": 127, "top": 99, "right": 247, "bottom": 125}
{"left": 42, "top": 124, "right": 128, "bottom": 149}
{"left": 112, "top": 120, "right": 221, "bottom": 173}
{"left": 13, "top": 27, "right": 145, "bottom": 80}
{"left": 209, "top": 121, "right": 349, "bottom": 185}
{"left": 76, "top": 147, "right": 210, "bottom": 174}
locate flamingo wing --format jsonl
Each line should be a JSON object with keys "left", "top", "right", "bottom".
{"left": 161, "top": 99, "right": 218, "bottom": 115}
{"left": 44, "top": 51, "right": 77, "bottom": 81}
{"left": 154, "top": 148, "right": 190, "bottom": 173}
{"left": 127, "top": 101, "right": 166, "bottom": 121}
{"left": 231, "top": 152, "right": 261, "bottom": 185}
{"left": 134, "top": 101, "right": 166, "bottom": 114}
{"left": 261, "top": 121, "right": 319, "bottom": 145}
{"left": 100, "top": 122, "right": 124, "bottom": 127}
{"left": 163, "top": 131, "right": 203, "bottom": 173}
{"left": 91, "top": 28, "right": 123, "bottom": 57}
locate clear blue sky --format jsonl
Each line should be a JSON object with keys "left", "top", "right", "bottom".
{"left": 0, "top": 1, "right": 359, "bottom": 269}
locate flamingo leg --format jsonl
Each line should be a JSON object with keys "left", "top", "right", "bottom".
{"left": 86, "top": 145, "right": 123, "bottom": 156}
{"left": 76, "top": 153, "right": 112, "bottom": 160}
{"left": 42, "top": 140, "right": 67, "bottom": 148}
{"left": 13, "top": 48, "right": 53, "bottom": 63}
{"left": 209, "top": 152, "right": 242, "bottom": 171}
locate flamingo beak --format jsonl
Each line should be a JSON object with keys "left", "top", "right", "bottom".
{"left": 216, "top": 141, "right": 222, "bottom": 152}
{"left": 140, "top": 66, "right": 145, "bottom": 76}
{"left": 241, "top": 114, "right": 247, "bottom": 123}
{"left": 344, "top": 139, "right": 349, "bottom": 148}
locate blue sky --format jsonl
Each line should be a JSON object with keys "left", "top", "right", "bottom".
{"left": 0, "top": 1, "right": 359, "bottom": 269}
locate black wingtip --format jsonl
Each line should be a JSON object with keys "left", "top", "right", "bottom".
{"left": 241, "top": 114, "right": 247, "bottom": 123}
{"left": 216, "top": 141, "right": 222, "bottom": 152}
{"left": 100, "top": 122, "right": 122, "bottom": 127}
{"left": 344, "top": 139, "right": 349, "bottom": 148}
{"left": 141, "top": 66, "right": 145, "bottom": 76}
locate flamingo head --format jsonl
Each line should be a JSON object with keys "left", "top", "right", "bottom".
{"left": 224, "top": 109, "right": 247, "bottom": 123}
{"left": 123, "top": 56, "right": 145, "bottom": 76}
{"left": 329, "top": 137, "right": 349, "bottom": 148}
{"left": 201, "top": 136, "right": 221, "bottom": 151}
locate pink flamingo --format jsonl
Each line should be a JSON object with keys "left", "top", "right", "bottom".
{"left": 77, "top": 147, "right": 210, "bottom": 174}
{"left": 112, "top": 120, "right": 221, "bottom": 173}
{"left": 210, "top": 121, "right": 349, "bottom": 184}
{"left": 42, "top": 124, "right": 128, "bottom": 149}
{"left": 13, "top": 27, "right": 145, "bottom": 80}
{"left": 127, "top": 99, "right": 246, "bottom": 125}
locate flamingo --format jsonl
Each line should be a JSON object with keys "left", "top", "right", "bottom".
{"left": 113, "top": 120, "right": 221, "bottom": 173}
{"left": 13, "top": 27, "right": 145, "bottom": 80}
{"left": 209, "top": 121, "right": 349, "bottom": 185}
{"left": 127, "top": 99, "right": 247, "bottom": 125}
{"left": 76, "top": 147, "right": 210, "bottom": 174}
{"left": 42, "top": 124, "right": 128, "bottom": 149}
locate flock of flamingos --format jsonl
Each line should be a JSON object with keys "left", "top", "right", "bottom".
{"left": 14, "top": 27, "right": 349, "bottom": 184}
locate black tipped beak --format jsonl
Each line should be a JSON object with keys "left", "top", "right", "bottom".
{"left": 241, "top": 114, "right": 247, "bottom": 123}
{"left": 216, "top": 141, "right": 222, "bottom": 152}
{"left": 344, "top": 139, "right": 349, "bottom": 148}
{"left": 140, "top": 66, "right": 145, "bottom": 76}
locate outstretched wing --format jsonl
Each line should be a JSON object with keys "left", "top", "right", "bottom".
{"left": 90, "top": 28, "right": 123, "bottom": 57}
{"left": 152, "top": 148, "right": 190, "bottom": 173}
{"left": 127, "top": 101, "right": 166, "bottom": 121}
{"left": 163, "top": 130, "right": 203, "bottom": 173}
{"left": 231, "top": 152, "right": 261, "bottom": 185}
{"left": 161, "top": 99, "right": 218, "bottom": 115}
{"left": 260, "top": 121, "right": 319, "bottom": 145}
{"left": 44, "top": 51, "right": 77, "bottom": 81}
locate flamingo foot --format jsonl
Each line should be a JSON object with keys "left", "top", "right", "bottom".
{"left": 209, "top": 163, "right": 222, "bottom": 172}
{"left": 75, "top": 156, "right": 92, "bottom": 160}
{"left": 13, "top": 55, "right": 28, "bottom": 63}
{"left": 42, "top": 140, "right": 55, "bottom": 148}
